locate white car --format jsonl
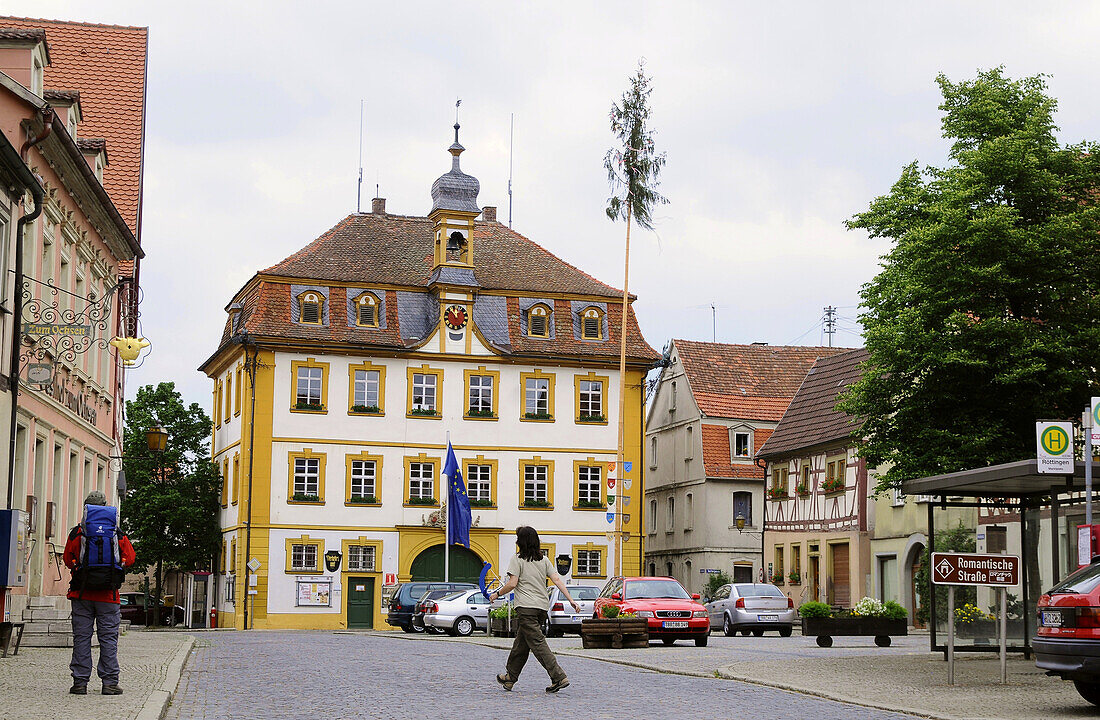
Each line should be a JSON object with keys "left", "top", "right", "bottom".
{"left": 422, "top": 589, "right": 491, "bottom": 636}
{"left": 543, "top": 585, "right": 602, "bottom": 636}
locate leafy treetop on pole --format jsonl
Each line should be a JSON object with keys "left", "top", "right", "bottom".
{"left": 604, "top": 61, "right": 668, "bottom": 229}
{"left": 840, "top": 67, "right": 1100, "bottom": 494}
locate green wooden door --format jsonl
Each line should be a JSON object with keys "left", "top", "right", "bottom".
{"left": 348, "top": 577, "right": 374, "bottom": 629}
{"left": 410, "top": 545, "right": 483, "bottom": 583}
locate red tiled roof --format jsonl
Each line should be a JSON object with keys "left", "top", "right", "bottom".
{"left": 676, "top": 340, "right": 852, "bottom": 419}
{"left": 756, "top": 348, "right": 869, "bottom": 458}
{"left": 264, "top": 213, "right": 625, "bottom": 297}
{"left": 701, "top": 424, "right": 766, "bottom": 479}
{"left": 3, "top": 17, "right": 147, "bottom": 239}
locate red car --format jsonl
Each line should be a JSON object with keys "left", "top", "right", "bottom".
{"left": 594, "top": 576, "right": 710, "bottom": 646}
{"left": 1034, "top": 560, "right": 1100, "bottom": 705}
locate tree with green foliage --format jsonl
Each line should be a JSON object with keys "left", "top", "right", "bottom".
{"left": 704, "top": 570, "right": 732, "bottom": 601}
{"left": 915, "top": 523, "right": 976, "bottom": 625}
{"left": 841, "top": 68, "right": 1100, "bottom": 494}
{"left": 605, "top": 60, "right": 668, "bottom": 575}
{"left": 121, "top": 382, "right": 221, "bottom": 625}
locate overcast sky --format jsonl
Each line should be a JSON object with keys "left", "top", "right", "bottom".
{"left": 12, "top": 1, "right": 1100, "bottom": 412}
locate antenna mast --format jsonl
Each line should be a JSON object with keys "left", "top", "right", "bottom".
{"left": 711, "top": 303, "right": 716, "bottom": 342}
{"left": 357, "top": 100, "right": 364, "bottom": 213}
{"left": 508, "top": 113, "right": 514, "bottom": 227}
{"left": 823, "top": 306, "right": 837, "bottom": 347}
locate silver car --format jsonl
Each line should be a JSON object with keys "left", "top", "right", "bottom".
{"left": 422, "top": 589, "right": 491, "bottom": 636}
{"left": 705, "top": 583, "right": 796, "bottom": 637}
{"left": 543, "top": 585, "right": 602, "bottom": 636}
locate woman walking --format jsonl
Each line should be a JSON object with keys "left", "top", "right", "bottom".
{"left": 489, "top": 526, "right": 580, "bottom": 692}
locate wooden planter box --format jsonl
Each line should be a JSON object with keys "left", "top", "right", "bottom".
{"left": 489, "top": 616, "right": 516, "bottom": 638}
{"left": 580, "top": 618, "right": 649, "bottom": 649}
{"left": 801, "top": 617, "right": 908, "bottom": 648}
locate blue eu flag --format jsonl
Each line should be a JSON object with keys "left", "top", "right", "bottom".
{"left": 444, "top": 442, "right": 471, "bottom": 548}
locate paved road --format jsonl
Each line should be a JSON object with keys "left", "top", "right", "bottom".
{"left": 167, "top": 631, "right": 920, "bottom": 720}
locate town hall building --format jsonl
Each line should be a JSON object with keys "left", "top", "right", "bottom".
{"left": 200, "top": 126, "right": 658, "bottom": 630}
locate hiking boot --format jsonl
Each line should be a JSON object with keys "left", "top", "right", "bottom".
{"left": 545, "top": 677, "right": 569, "bottom": 693}
{"left": 496, "top": 673, "right": 514, "bottom": 691}
{"left": 69, "top": 682, "right": 87, "bottom": 695}
{"left": 101, "top": 684, "right": 124, "bottom": 696}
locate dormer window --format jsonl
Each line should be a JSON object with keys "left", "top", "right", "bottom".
{"left": 731, "top": 429, "right": 752, "bottom": 459}
{"left": 299, "top": 292, "right": 322, "bottom": 324}
{"left": 31, "top": 56, "right": 44, "bottom": 96}
{"left": 356, "top": 292, "right": 379, "bottom": 327}
{"left": 581, "top": 307, "right": 603, "bottom": 340}
{"left": 528, "top": 304, "right": 550, "bottom": 338}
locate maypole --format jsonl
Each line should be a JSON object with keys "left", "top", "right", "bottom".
{"left": 604, "top": 61, "right": 667, "bottom": 577}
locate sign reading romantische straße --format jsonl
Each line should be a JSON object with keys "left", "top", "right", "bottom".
{"left": 931, "top": 552, "right": 1020, "bottom": 587}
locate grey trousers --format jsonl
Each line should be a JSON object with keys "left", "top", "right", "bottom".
{"left": 70, "top": 599, "right": 121, "bottom": 685}
{"left": 505, "top": 607, "right": 565, "bottom": 684}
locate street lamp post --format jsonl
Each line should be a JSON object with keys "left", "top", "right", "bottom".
{"left": 146, "top": 424, "right": 168, "bottom": 626}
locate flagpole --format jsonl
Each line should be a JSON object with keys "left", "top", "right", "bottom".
{"left": 444, "top": 431, "right": 450, "bottom": 583}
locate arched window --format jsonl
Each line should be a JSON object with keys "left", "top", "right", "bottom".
{"left": 356, "top": 292, "right": 379, "bottom": 327}
{"left": 527, "top": 304, "right": 550, "bottom": 338}
{"left": 581, "top": 307, "right": 603, "bottom": 340}
{"left": 299, "top": 292, "right": 322, "bottom": 325}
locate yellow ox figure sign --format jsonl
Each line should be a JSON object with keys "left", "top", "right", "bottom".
{"left": 109, "top": 336, "right": 150, "bottom": 366}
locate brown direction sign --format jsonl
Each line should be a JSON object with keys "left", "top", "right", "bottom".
{"left": 931, "top": 552, "right": 1020, "bottom": 587}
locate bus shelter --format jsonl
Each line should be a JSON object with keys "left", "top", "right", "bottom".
{"left": 902, "top": 459, "right": 1100, "bottom": 658}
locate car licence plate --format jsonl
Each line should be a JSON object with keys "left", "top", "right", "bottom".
{"left": 758, "top": 614, "right": 779, "bottom": 622}
{"left": 663, "top": 621, "right": 688, "bottom": 629}
{"left": 1041, "top": 610, "right": 1064, "bottom": 627}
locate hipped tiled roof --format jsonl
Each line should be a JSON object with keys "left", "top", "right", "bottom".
{"left": 2, "top": 17, "right": 146, "bottom": 239}
{"left": 676, "top": 340, "right": 851, "bottom": 420}
{"left": 755, "top": 348, "right": 869, "bottom": 458}
{"left": 212, "top": 212, "right": 659, "bottom": 365}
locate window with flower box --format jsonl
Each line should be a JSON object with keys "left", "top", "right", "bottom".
{"left": 574, "top": 462, "right": 603, "bottom": 509}
{"left": 404, "top": 454, "right": 440, "bottom": 506}
{"left": 465, "top": 462, "right": 494, "bottom": 507}
{"left": 291, "top": 359, "right": 328, "bottom": 412}
{"left": 519, "top": 457, "right": 554, "bottom": 508}
{"left": 574, "top": 372, "right": 608, "bottom": 423}
{"left": 350, "top": 364, "right": 384, "bottom": 415}
{"left": 464, "top": 367, "right": 500, "bottom": 419}
{"left": 406, "top": 365, "right": 443, "bottom": 417}
{"left": 768, "top": 466, "right": 789, "bottom": 499}
{"left": 347, "top": 459, "right": 379, "bottom": 504}
{"left": 520, "top": 370, "right": 555, "bottom": 421}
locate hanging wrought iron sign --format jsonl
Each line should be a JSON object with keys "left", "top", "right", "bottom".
{"left": 25, "top": 363, "right": 53, "bottom": 387}
{"left": 18, "top": 277, "right": 120, "bottom": 371}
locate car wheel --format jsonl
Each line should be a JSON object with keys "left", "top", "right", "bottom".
{"left": 816, "top": 635, "right": 833, "bottom": 648}
{"left": 740, "top": 629, "right": 751, "bottom": 636}
{"left": 541, "top": 617, "right": 552, "bottom": 636}
{"left": 454, "top": 616, "right": 475, "bottom": 637}
{"left": 695, "top": 635, "right": 708, "bottom": 647}
{"left": 779, "top": 626, "right": 793, "bottom": 638}
{"left": 401, "top": 624, "right": 415, "bottom": 633}
{"left": 160, "top": 613, "right": 173, "bottom": 626}
{"left": 661, "top": 637, "right": 676, "bottom": 646}
{"left": 411, "top": 616, "right": 426, "bottom": 633}
{"left": 874, "top": 635, "right": 891, "bottom": 647}
{"left": 1074, "top": 680, "right": 1100, "bottom": 706}
{"left": 723, "top": 616, "right": 736, "bottom": 637}
{"left": 752, "top": 628, "right": 764, "bottom": 637}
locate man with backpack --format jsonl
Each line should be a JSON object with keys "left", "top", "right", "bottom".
{"left": 62, "top": 490, "right": 136, "bottom": 696}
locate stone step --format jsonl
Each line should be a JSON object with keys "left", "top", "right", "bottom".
{"left": 22, "top": 607, "right": 71, "bottom": 621}
{"left": 19, "top": 633, "right": 75, "bottom": 648}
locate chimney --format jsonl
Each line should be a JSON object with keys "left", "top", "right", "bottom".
{"left": 481, "top": 206, "right": 497, "bottom": 222}
{"left": 372, "top": 197, "right": 386, "bottom": 215}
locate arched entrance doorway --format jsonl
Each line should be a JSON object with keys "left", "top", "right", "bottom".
{"left": 905, "top": 541, "right": 926, "bottom": 628}
{"left": 410, "top": 545, "right": 483, "bottom": 583}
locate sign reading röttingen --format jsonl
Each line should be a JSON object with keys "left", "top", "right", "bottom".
{"left": 1036, "top": 421, "right": 1074, "bottom": 474}
{"left": 931, "top": 552, "right": 1020, "bottom": 587}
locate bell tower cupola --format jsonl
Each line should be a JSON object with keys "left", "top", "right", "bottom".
{"left": 429, "top": 121, "right": 481, "bottom": 271}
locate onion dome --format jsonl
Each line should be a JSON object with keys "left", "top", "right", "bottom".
{"left": 430, "top": 123, "right": 481, "bottom": 213}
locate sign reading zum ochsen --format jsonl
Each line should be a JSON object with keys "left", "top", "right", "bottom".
{"left": 22, "top": 322, "right": 91, "bottom": 337}
{"left": 931, "top": 552, "right": 1020, "bottom": 587}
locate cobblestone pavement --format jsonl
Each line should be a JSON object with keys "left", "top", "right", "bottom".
{"left": 166, "top": 631, "right": 920, "bottom": 720}
{"left": 0, "top": 629, "right": 191, "bottom": 720}
{"left": 421, "top": 631, "right": 1089, "bottom": 720}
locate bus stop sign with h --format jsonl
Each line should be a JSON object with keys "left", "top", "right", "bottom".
{"left": 932, "top": 552, "right": 1020, "bottom": 685}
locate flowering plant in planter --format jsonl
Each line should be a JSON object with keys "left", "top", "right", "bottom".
{"left": 600, "top": 605, "right": 621, "bottom": 619}
{"left": 821, "top": 476, "right": 844, "bottom": 493}
{"left": 954, "top": 602, "right": 995, "bottom": 624}
{"left": 766, "top": 486, "right": 788, "bottom": 499}
{"left": 795, "top": 483, "right": 811, "bottom": 496}
{"left": 771, "top": 571, "right": 784, "bottom": 584}
{"left": 350, "top": 404, "right": 381, "bottom": 414}
{"left": 788, "top": 571, "right": 801, "bottom": 585}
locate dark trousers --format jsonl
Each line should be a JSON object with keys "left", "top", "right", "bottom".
{"left": 505, "top": 607, "right": 565, "bottom": 683}
{"left": 70, "top": 599, "right": 121, "bottom": 685}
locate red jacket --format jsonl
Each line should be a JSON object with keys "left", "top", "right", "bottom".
{"left": 63, "top": 525, "right": 136, "bottom": 603}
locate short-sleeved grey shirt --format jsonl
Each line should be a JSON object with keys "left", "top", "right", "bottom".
{"left": 506, "top": 554, "right": 555, "bottom": 610}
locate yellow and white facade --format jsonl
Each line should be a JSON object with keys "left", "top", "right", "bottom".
{"left": 201, "top": 132, "right": 657, "bottom": 630}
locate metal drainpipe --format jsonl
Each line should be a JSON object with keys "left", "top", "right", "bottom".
{"left": 242, "top": 336, "right": 258, "bottom": 630}
{"left": 6, "top": 110, "right": 52, "bottom": 509}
